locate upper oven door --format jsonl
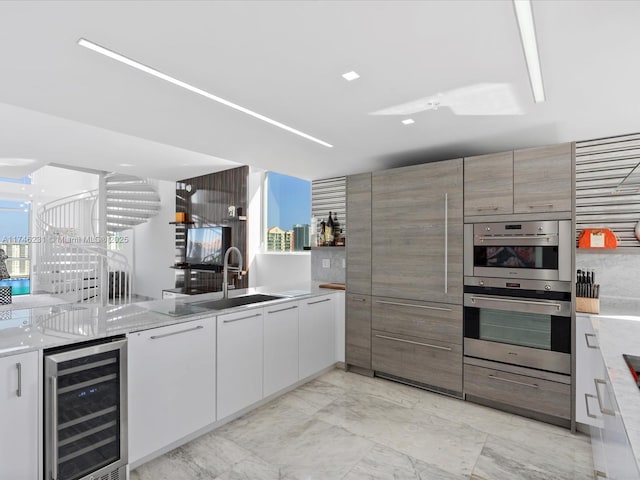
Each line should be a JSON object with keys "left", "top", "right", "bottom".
{"left": 465, "top": 220, "right": 572, "bottom": 281}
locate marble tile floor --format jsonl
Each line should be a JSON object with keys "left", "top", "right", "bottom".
{"left": 131, "top": 369, "right": 593, "bottom": 480}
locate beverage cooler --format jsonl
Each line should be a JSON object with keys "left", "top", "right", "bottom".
{"left": 44, "top": 338, "right": 128, "bottom": 480}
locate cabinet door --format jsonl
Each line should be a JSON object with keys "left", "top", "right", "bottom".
{"left": 0, "top": 351, "right": 39, "bottom": 480}
{"left": 128, "top": 319, "right": 216, "bottom": 463}
{"left": 372, "top": 330, "right": 462, "bottom": 394}
{"left": 513, "top": 143, "right": 573, "bottom": 214}
{"left": 299, "top": 296, "right": 336, "bottom": 379}
{"left": 346, "top": 173, "right": 372, "bottom": 295}
{"left": 575, "top": 314, "right": 604, "bottom": 428}
{"left": 346, "top": 294, "right": 371, "bottom": 370}
{"left": 217, "top": 309, "right": 264, "bottom": 419}
{"left": 372, "top": 159, "right": 463, "bottom": 303}
{"left": 264, "top": 303, "right": 299, "bottom": 397}
{"left": 598, "top": 376, "right": 640, "bottom": 479}
{"left": 464, "top": 151, "right": 514, "bottom": 216}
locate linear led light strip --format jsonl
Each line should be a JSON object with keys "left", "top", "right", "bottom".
{"left": 512, "top": 0, "right": 545, "bottom": 103}
{"left": 77, "top": 38, "right": 333, "bottom": 148}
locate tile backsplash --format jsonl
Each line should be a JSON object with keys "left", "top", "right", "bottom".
{"left": 311, "top": 248, "right": 346, "bottom": 284}
{"left": 576, "top": 252, "right": 640, "bottom": 301}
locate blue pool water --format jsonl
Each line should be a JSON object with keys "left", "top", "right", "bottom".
{"left": 0, "top": 278, "right": 30, "bottom": 295}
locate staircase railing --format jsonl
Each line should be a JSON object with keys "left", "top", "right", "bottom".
{"left": 34, "top": 190, "right": 132, "bottom": 305}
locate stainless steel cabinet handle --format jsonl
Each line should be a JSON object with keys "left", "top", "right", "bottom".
{"left": 374, "top": 334, "right": 452, "bottom": 351}
{"left": 308, "top": 298, "right": 331, "bottom": 305}
{"left": 488, "top": 374, "right": 539, "bottom": 389}
{"left": 585, "top": 333, "right": 599, "bottom": 349}
{"left": 476, "top": 206, "right": 499, "bottom": 211}
{"left": 223, "top": 312, "right": 262, "bottom": 323}
{"left": 16, "top": 362, "right": 22, "bottom": 397}
{"left": 594, "top": 378, "right": 615, "bottom": 416}
{"left": 527, "top": 203, "right": 554, "bottom": 209}
{"left": 51, "top": 376, "right": 58, "bottom": 480}
{"left": 350, "top": 297, "right": 367, "bottom": 302}
{"left": 375, "top": 300, "right": 452, "bottom": 312}
{"left": 470, "top": 295, "right": 562, "bottom": 311}
{"left": 444, "top": 192, "right": 448, "bottom": 295}
{"left": 585, "top": 393, "right": 598, "bottom": 419}
{"left": 150, "top": 325, "right": 204, "bottom": 339}
{"left": 267, "top": 305, "right": 298, "bottom": 314}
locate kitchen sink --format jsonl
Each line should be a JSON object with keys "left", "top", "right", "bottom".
{"left": 193, "top": 294, "right": 283, "bottom": 310}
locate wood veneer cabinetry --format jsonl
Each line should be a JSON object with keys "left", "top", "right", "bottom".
{"left": 371, "top": 159, "right": 463, "bottom": 304}
{"left": 345, "top": 293, "right": 371, "bottom": 370}
{"left": 464, "top": 143, "right": 573, "bottom": 218}
{"left": 346, "top": 173, "right": 372, "bottom": 295}
{"left": 513, "top": 143, "right": 573, "bottom": 214}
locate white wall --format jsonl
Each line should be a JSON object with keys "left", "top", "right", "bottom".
{"left": 133, "top": 180, "right": 176, "bottom": 299}
{"left": 247, "top": 167, "right": 311, "bottom": 289}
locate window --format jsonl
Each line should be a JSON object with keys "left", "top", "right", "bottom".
{"left": 264, "top": 172, "right": 311, "bottom": 252}
{"left": 0, "top": 199, "right": 31, "bottom": 295}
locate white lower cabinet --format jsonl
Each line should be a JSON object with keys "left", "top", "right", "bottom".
{"left": 576, "top": 314, "right": 605, "bottom": 428}
{"left": 0, "top": 350, "right": 39, "bottom": 480}
{"left": 217, "top": 309, "right": 264, "bottom": 419}
{"left": 577, "top": 314, "right": 640, "bottom": 479}
{"left": 299, "top": 295, "right": 336, "bottom": 379}
{"left": 263, "top": 302, "right": 299, "bottom": 397}
{"left": 128, "top": 318, "right": 216, "bottom": 464}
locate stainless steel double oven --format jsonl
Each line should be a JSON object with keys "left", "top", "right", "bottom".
{"left": 463, "top": 220, "right": 572, "bottom": 375}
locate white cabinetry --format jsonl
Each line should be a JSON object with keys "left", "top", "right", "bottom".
{"left": 0, "top": 350, "right": 39, "bottom": 480}
{"left": 299, "top": 295, "right": 336, "bottom": 379}
{"left": 577, "top": 314, "right": 640, "bottom": 479}
{"left": 576, "top": 314, "right": 604, "bottom": 428}
{"left": 263, "top": 302, "right": 299, "bottom": 397}
{"left": 217, "top": 309, "right": 264, "bottom": 419}
{"left": 128, "top": 318, "right": 216, "bottom": 464}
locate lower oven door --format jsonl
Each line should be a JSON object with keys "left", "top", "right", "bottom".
{"left": 463, "top": 293, "right": 571, "bottom": 374}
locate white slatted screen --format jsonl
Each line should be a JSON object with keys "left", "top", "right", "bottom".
{"left": 576, "top": 133, "right": 640, "bottom": 247}
{"left": 312, "top": 177, "right": 347, "bottom": 241}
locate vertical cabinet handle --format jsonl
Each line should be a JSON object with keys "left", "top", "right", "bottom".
{"left": 585, "top": 393, "right": 598, "bottom": 419}
{"left": 585, "top": 333, "right": 599, "bottom": 349}
{"left": 16, "top": 362, "right": 22, "bottom": 397}
{"left": 444, "top": 192, "right": 448, "bottom": 295}
{"left": 594, "top": 378, "right": 615, "bottom": 416}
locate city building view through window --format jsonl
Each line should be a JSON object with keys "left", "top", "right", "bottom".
{"left": 265, "top": 172, "right": 311, "bottom": 252}
{"left": 0, "top": 176, "right": 32, "bottom": 295}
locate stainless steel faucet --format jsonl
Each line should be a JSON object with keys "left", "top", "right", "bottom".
{"left": 222, "top": 246, "right": 243, "bottom": 299}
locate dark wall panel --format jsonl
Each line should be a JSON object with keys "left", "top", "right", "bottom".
{"left": 175, "top": 166, "right": 249, "bottom": 292}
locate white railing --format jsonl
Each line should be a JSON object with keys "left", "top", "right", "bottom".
{"left": 34, "top": 190, "right": 132, "bottom": 305}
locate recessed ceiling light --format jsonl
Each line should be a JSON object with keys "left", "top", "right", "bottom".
{"left": 78, "top": 38, "right": 333, "bottom": 148}
{"left": 513, "top": 0, "right": 545, "bottom": 103}
{"left": 119, "top": 163, "right": 134, "bottom": 167}
{"left": 402, "top": 119, "right": 415, "bottom": 125}
{"left": 341, "top": 71, "right": 360, "bottom": 82}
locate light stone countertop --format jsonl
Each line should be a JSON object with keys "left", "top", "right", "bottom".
{"left": 0, "top": 283, "right": 338, "bottom": 359}
{"left": 587, "top": 297, "right": 640, "bottom": 473}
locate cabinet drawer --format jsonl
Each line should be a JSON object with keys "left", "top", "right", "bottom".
{"left": 372, "top": 297, "right": 462, "bottom": 344}
{"left": 464, "top": 363, "right": 570, "bottom": 419}
{"left": 346, "top": 294, "right": 371, "bottom": 369}
{"left": 372, "top": 330, "right": 462, "bottom": 393}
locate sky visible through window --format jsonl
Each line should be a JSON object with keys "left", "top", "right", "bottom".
{"left": 267, "top": 172, "right": 311, "bottom": 230}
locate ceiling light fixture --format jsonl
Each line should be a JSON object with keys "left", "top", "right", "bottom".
{"left": 78, "top": 38, "right": 333, "bottom": 148}
{"left": 401, "top": 119, "right": 415, "bottom": 125}
{"left": 513, "top": 0, "right": 546, "bottom": 103}
{"left": 341, "top": 71, "right": 360, "bottom": 82}
{"left": 119, "top": 163, "right": 134, "bottom": 167}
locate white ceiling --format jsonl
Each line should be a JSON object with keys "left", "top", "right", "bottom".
{"left": 0, "top": 0, "right": 639, "bottom": 181}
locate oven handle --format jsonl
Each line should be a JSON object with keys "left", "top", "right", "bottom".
{"left": 469, "top": 295, "right": 563, "bottom": 313}
{"left": 474, "top": 235, "right": 558, "bottom": 246}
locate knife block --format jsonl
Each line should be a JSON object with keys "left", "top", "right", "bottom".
{"left": 576, "top": 297, "right": 600, "bottom": 314}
